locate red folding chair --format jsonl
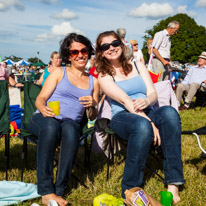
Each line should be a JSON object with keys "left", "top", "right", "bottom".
{"left": 148, "top": 70, "right": 162, "bottom": 83}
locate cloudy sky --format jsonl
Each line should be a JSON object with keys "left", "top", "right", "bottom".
{"left": 0, "top": 0, "right": 206, "bottom": 63}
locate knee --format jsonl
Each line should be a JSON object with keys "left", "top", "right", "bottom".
{"left": 190, "top": 83, "right": 200, "bottom": 90}
{"left": 157, "top": 106, "right": 180, "bottom": 126}
{"left": 62, "top": 121, "right": 81, "bottom": 142}
{"left": 131, "top": 118, "right": 153, "bottom": 142}
{"left": 176, "top": 84, "right": 184, "bottom": 91}
{"left": 41, "top": 118, "right": 60, "bottom": 140}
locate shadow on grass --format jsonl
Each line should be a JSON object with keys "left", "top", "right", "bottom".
{"left": 143, "top": 151, "right": 164, "bottom": 186}
{"left": 65, "top": 146, "right": 110, "bottom": 195}
{"left": 0, "top": 136, "right": 107, "bottom": 193}
{"left": 0, "top": 138, "right": 37, "bottom": 172}
{"left": 185, "top": 156, "right": 206, "bottom": 175}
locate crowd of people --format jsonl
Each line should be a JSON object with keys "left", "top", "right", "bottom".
{"left": 1, "top": 19, "right": 206, "bottom": 206}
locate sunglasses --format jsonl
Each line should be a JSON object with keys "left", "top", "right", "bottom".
{"left": 69, "top": 48, "right": 89, "bottom": 57}
{"left": 133, "top": 44, "right": 138, "bottom": 46}
{"left": 100, "top": 40, "right": 121, "bottom": 51}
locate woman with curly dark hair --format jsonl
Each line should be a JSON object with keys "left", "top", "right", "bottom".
{"left": 28, "top": 33, "right": 99, "bottom": 206}
{"left": 96, "top": 30, "right": 184, "bottom": 203}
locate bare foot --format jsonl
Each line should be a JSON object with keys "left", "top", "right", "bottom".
{"left": 168, "top": 185, "right": 180, "bottom": 204}
{"left": 42, "top": 193, "right": 68, "bottom": 206}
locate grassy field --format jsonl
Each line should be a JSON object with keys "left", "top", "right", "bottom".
{"left": 0, "top": 107, "right": 206, "bottom": 205}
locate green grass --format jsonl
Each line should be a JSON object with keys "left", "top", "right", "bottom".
{"left": 1, "top": 107, "right": 206, "bottom": 205}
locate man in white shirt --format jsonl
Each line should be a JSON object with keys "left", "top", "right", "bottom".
{"left": 176, "top": 52, "right": 206, "bottom": 110}
{"left": 152, "top": 21, "right": 180, "bottom": 81}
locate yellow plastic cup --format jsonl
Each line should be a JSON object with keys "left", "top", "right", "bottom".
{"left": 48, "top": 101, "right": 60, "bottom": 116}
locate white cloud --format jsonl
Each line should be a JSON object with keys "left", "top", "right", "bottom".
{"left": 36, "top": 21, "right": 81, "bottom": 42}
{"left": 0, "top": 0, "right": 25, "bottom": 11}
{"left": 177, "top": 5, "right": 187, "bottom": 13}
{"left": 51, "top": 9, "right": 78, "bottom": 20}
{"left": 177, "top": 5, "right": 197, "bottom": 17}
{"left": 51, "top": 22, "right": 81, "bottom": 35}
{"left": 128, "top": 3, "right": 174, "bottom": 19}
{"left": 195, "top": 0, "right": 206, "bottom": 7}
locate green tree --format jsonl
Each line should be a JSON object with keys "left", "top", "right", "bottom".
{"left": 142, "top": 13, "right": 206, "bottom": 64}
{"left": 28, "top": 57, "right": 44, "bottom": 64}
{"left": 3, "top": 55, "right": 22, "bottom": 62}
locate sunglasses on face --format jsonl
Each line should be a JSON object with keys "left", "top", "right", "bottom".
{"left": 69, "top": 48, "right": 89, "bottom": 57}
{"left": 100, "top": 40, "right": 121, "bottom": 51}
{"left": 133, "top": 44, "right": 138, "bottom": 46}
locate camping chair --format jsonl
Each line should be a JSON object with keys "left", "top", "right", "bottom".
{"left": 95, "top": 117, "right": 164, "bottom": 181}
{"left": 20, "top": 82, "right": 41, "bottom": 181}
{"left": 0, "top": 80, "right": 11, "bottom": 180}
{"left": 20, "top": 82, "right": 94, "bottom": 185}
{"left": 93, "top": 81, "right": 179, "bottom": 181}
{"left": 34, "top": 73, "right": 42, "bottom": 81}
{"left": 148, "top": 70, "right": 162, "bottom": 83}
{"left": 182, "top": 126, "right": 206, "bottom": 155}
{"left": 194, "top": 82, "right": 206, "bottom": 110}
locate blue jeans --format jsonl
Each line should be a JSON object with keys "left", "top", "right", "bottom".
{"left": 28, "top": 113, "right": 81, "bottom": 196}
{"left": 109, "top": 106, "right": 185, "bottom": 198}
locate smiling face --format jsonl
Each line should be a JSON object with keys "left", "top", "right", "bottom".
{"left": 51, "top": 53, "right": 61, "bottom": 67}
{"left": 100, "top": 35, "right": 122, "bottom": 62}
{"left": 197, "top": 57, "right": 206, "bottom": 68}
{"left": 69, "top": 41, "right": 89, "bottom": 69}
{"left": 132, "top": 43, "right": 138, "bottom": 52}
{"left": 168, "top": 24, "right": 179, "bottom": 36}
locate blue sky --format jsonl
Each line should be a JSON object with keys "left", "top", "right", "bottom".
{"left": 0, "top": 0, "right": 206, "bottom": 63}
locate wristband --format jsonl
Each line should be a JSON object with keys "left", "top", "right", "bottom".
{"left": 13, "top": 83, "right": 17, "bottom": 87}
{"left": 91, "top": 105, "right": 98, "bottom": 110}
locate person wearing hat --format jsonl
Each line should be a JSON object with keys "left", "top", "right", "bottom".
{"left": 176, "top": 51, "right": 206, "bottom": 110}
{"left": 129, "top": 39, "right": 145, "bottom": 64}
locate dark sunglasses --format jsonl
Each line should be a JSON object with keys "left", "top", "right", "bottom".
{"left": 100, "top": 40, "right": 121, "bottom": 51}
{"left": 133, "top": 44, "right": 138, "bottom": 46}
{"left": 69, "top": 48, "right": 89, "bottom": 57}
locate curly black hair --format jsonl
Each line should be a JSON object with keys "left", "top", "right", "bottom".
{"left": 59, "top": 33, "right": 94, "bottom": 65}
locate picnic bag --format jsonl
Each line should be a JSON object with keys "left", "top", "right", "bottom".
{"left": 124, "top": 187, "right": 161, "bottom": 206}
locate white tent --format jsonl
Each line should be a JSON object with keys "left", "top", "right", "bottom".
{"left": 16, "top": 59, "right": 32, "bottom": 66}
{"left": 4, "top": 59, "right": 16, "bottom": 65}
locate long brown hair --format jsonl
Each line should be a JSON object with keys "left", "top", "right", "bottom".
{"left": 95, "top": 31, "right": 132, "bottom": 77}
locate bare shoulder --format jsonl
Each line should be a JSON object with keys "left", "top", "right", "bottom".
{"left": 50, "top": 67, "right": 63, "bottom": 76}
{"left": 98, "top": 73, "right": 113, "bottom": 81}
{"left": 135, "top": 61, "right": 147, "bottom": 71}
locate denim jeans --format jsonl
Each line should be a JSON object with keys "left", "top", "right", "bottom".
{"left": 28, "top": 113, "right": 81, "bottom": 196}
{"left": 109, "top": 106, "right": 185, "bottom": 198}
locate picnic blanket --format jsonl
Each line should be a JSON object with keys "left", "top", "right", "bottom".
{"left": 0, "top": 181, "right": 40, "bottom": 206}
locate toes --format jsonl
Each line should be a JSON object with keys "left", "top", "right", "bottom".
{"left": 173, "top": 196, "right": 181, "bottom": 204}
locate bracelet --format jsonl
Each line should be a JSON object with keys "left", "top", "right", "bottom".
{"left": 150, "top": 120, "right": 154, "bottom": 123}
{"left": 91, "top": 105, "right": 98, "bottom": 110}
